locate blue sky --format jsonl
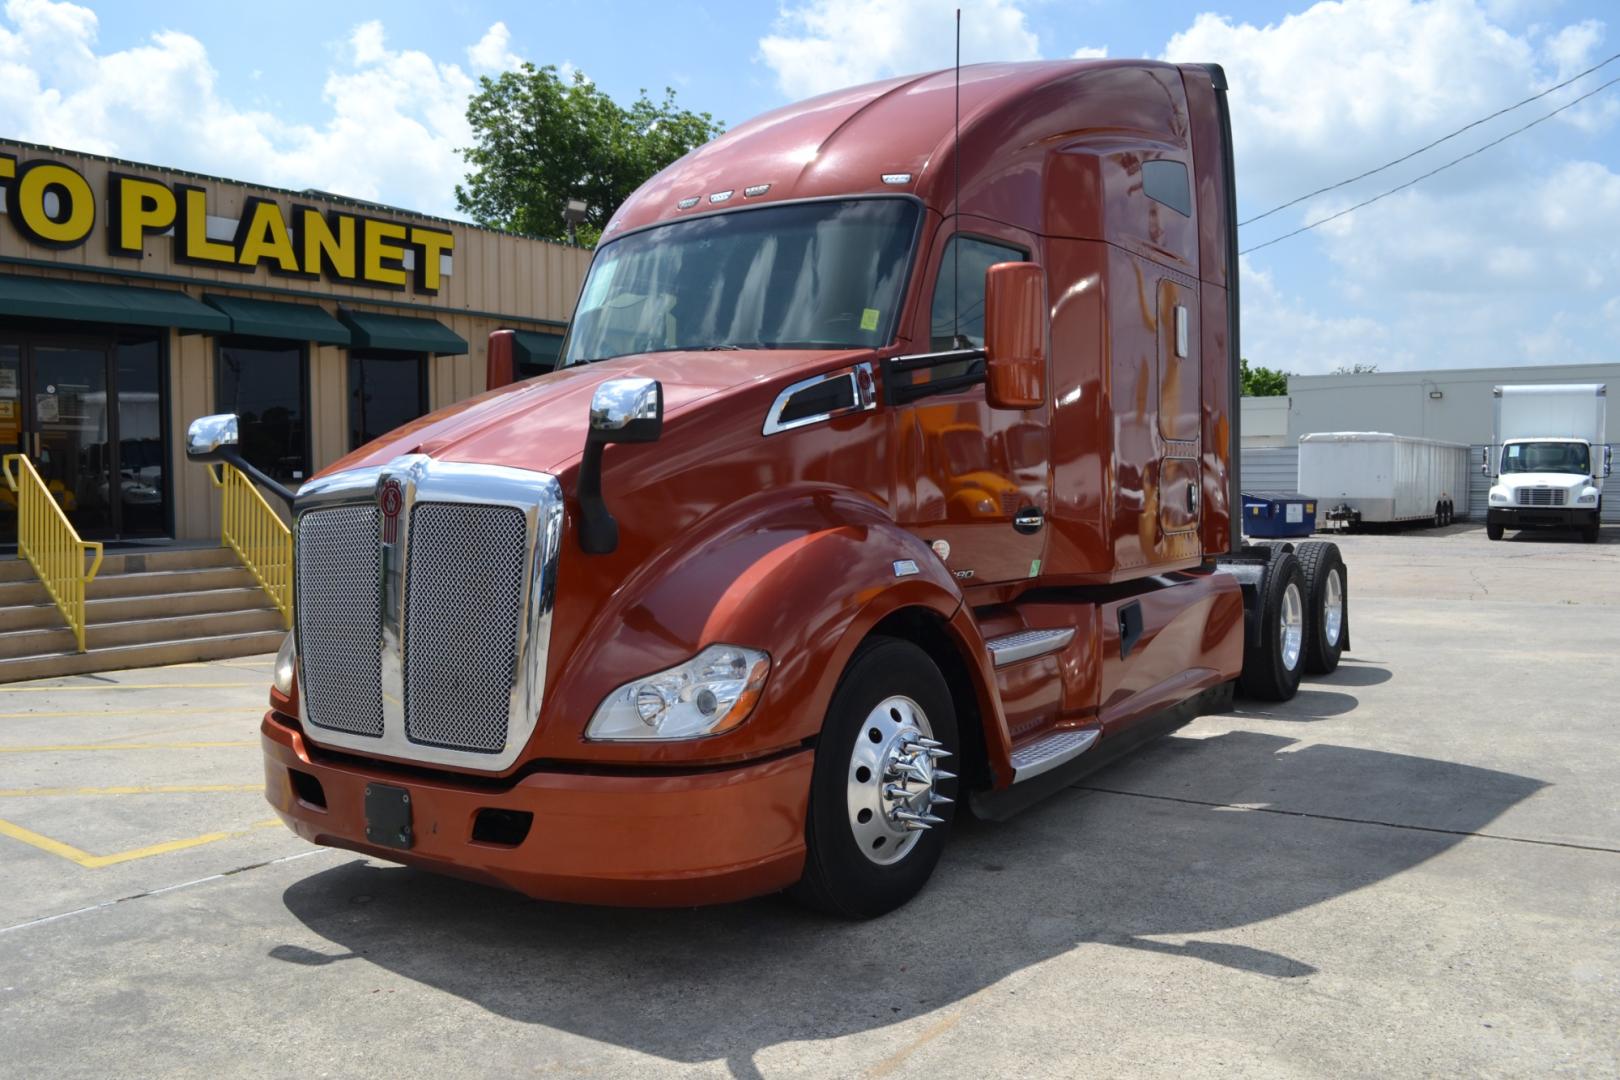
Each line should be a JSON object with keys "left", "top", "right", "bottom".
{"left": 2, "top": 0, "right": 1617, "bottom": 374}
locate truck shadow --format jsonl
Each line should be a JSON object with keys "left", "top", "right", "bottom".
{"left": 274, "top": 729, "right": 1541, "bottom": 1074}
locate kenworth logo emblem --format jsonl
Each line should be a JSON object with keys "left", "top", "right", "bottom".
{"left": 379, "top": 478, "right": 404, "bottom": 544}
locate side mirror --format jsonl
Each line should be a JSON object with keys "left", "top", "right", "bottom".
{"left": 1604, "top": 444, "right": 1613, "bottom": 478}
{"left": 186, "top": 414, "right": 239, "bottom": 462}
{"left": 486, "top": 329, "right": 517, "bottom": 390}
{"left": 983, "top": 262, "right": 1046, "bottom": 410}
{"left": 577, "top": 378, "right": 663, "bottom": 555}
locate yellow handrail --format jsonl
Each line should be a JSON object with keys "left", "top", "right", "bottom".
{"left": 2, "top": 454, "right": 104, "bottom": 652}
{"left": 209, "top": 463, "right": 293, "bottom": 629}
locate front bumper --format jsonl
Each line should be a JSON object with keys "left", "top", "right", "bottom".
{"left": 262, "top": 712, "right": 813, "bottom": 906}
{"left": 1487, "top": 507, "right": 1596, "bottom": 528}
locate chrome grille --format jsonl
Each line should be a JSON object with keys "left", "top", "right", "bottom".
{"left": 1518, "top": 487, "right": 1566, "bottom": 507}
{"left": 296, "top": 505, "right": 384, "bottom": 737}
{"left": 403, "top": 503, "right": 528, "bottom": 753}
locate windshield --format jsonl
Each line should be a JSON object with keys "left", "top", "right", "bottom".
{"left": 563, "top": 198, "right": 920, "bottom": 364}
{"left": 1501, "top": 441, "right": 1590, "bottom": 475}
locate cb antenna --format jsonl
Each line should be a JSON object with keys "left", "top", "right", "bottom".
{"left": 952, "top": 8, "right": 963, "bottom": 349}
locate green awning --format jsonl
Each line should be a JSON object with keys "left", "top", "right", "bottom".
{"left": 512, "top": 329, "right": 564, "bottom": 374}
{"left": 204, "top": 294, "right": 350, "bottom": 345}
{"left": 0, "top": 273, "right": 229, "bottom": 333}
{"left": 338, "top": 308, "right": 467, "bottom": 356}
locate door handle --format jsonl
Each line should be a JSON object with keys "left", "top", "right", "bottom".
{"left": 1187, "top": 484, "right": 1198, "bottom": 514}
{"left": 1013, "top": 507, "right": 1043, "bottom": 535}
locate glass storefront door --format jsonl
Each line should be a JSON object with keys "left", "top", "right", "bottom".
{"left": 0, "top": 329, "right": 169, "bottom": 545}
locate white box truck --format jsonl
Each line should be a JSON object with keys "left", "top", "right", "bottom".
{"left": 1299, "top": 432, "right": 1470, "bottom": 528}
{"left": 1485, "top": 384, "right": 1609, "bottom": 543}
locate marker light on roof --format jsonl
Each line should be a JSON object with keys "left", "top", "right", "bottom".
{"left": 881, "top": 173, "right": 912, "bottom": 185}
{"left": 709, "top": 190, "right": 735, "bottom": 203}
{"left": 744, "top": 184, "right": 771, "bottom": 197}
{"left": 677, "top": 197, "right": 700, "bottom": 209}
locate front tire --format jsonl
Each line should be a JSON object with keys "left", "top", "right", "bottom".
{"left": 1239, "top": 552, "right": 1308, "bottom": 701}
{"left": 1295, "top": 541, "right": 1347, "bottom": 674}
{"left": 1487, "top": 522, "right": 1505, "bottom": 541}
{"left": 792, "top": 637, "right": 959, "bottom": 918}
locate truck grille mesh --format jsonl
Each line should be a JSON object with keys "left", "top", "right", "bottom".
{"left": 296, "top": 506, "right": 384, "bottom": 737}
{"left": 1518, "top": 487, "right": 1566, "bottom": 507}
{"left": 403, "top": 503, "right": 528, "bottom": 753}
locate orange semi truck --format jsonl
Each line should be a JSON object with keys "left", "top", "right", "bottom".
{"left": 187, "top": 59, "right": 1350, "bottom": 917}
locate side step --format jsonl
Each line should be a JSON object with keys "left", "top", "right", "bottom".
{"left": 969, "top": 680, "right": 1236, "bottom": 823}
{"left": 985, "top": 628, "right": 1075, "bottom": 667}
{"left": 1010, "top": 728, "right": 1099, "bottom": 782}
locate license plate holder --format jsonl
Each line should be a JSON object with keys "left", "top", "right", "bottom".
{"left": 364, "top": 783, "right": 414, "bottom": 850}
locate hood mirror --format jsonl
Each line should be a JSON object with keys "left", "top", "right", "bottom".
{"left": 589, "top": 378, "right": 663, "bottom": 442}
{"left": 186, "top": 413, "right": 239, "bottom": 461}
{"left": 184, "top": 412, "right": 296, "bottom": 509}
{"left": 578, "top": 378, "right": 664, "bottom": 555}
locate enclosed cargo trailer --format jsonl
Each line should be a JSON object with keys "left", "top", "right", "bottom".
{"left": 1300, "top": 432, "right": 1469, "bottom": 527}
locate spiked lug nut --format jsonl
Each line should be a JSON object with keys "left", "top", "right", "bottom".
{"left": 891, "top": 808, "right": 947, "bottom": 830}
{"left": 925, "top": 746, "right": 951, "bottom": 759}
{"left": 884, "top": 782, "right": 922, "bottom": 801}
{"left": 929, "top": 792, "right": 955, "bottom": 806}
{"left": 916, "top": 737, "right": 944, "bottom": 749}
{"left": 933, "top": 769, "right": 957, "bottom": 782}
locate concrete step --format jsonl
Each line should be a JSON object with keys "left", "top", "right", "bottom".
{"left": 0, "top": 607, "right": 286, "bottom": 661}
{"left": 0, "top": 544, "right": 238, "bottom": 583}
{"left": 0, "top": 629, "right": 285, "bottom": 684}
{"left": 4, "top": 587, "right": 282, "bottom": 632}
{"left": 0, "top": 565, "right": 262, "bottom": 607}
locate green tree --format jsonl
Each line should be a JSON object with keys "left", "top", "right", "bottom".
{"left": 456, "top": 65, "right": 723, "bottom": 247}
{"left": 1240, "top": 358, "right": 1289, "bottom": 397}
{"left": 1332, "top": 362, "right": 1380, "bottom": 375}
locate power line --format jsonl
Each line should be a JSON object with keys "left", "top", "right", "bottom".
{"left": 1240, "top": 51, "right": 1620, "bottom": 227}
{"left": 1239, "top": 74, "right": 1620, "bottom": 256}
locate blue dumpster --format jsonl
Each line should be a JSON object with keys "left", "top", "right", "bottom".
{"left": 1242, "top": 491, "right": 1318, "bottom": 539}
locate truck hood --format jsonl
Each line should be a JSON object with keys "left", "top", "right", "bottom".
{"left": 1493, "top": 473, "right": 1592, "bottom": 490}
{"left": 318, "top": 347, "right": 874, "bottom": 480}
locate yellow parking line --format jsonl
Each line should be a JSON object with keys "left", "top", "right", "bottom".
{"left": 0, "top": 817, "right": 281, "bottom": 869}
{"left": 0, "top": 784, "right": 262, "bottom": 798}
{"left": 0, "top": 683, "right": 265, "bottom": 693}
{"left": 0, "top": 740, "right": 257, "bottom": 753}
{"left": 0, "top": 707, "right": 263, "bottom": 719}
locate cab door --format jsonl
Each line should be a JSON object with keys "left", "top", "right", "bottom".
{"left": 893, "top": 219, "right": 1050, "bottom": 586}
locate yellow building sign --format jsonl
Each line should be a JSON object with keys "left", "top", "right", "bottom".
{"left": 0, "top": 153, "right": 454, "bottom": 294}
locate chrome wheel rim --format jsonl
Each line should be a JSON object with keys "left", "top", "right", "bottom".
{"left": 1323, "top": 569, "right": 1343, "bottom": 647}
{"left": 1280, "top": 581, "right": 1304, "bottom": 671}
{"left": 846, "top": 695, "right": 953, "bottom": 866}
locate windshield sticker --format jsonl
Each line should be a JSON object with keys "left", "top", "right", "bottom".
{"left": 1508, "top": 445, "right": 1520, "bottom": 457}
{"left": 860, "top": 308, "right": 880, "bottom": 331}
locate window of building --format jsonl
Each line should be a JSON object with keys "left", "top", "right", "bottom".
{"left": 930, "top": 235, "right": 1028, "bottom": 352}
{"left": 113, "top": 335, "right": 170, "bottom": 536}
{"left": 216, "top": 337, "right": 309, "bottom": 485}
{"left": 349, "top": 350, "right": 428, "bottom": 450}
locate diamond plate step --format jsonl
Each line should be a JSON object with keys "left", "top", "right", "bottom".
{"left": 985, "top": 627, "right": 1075, "bottom": 667}
{"left": 1010, "top": 728, "right": 1100, "bottom": 783}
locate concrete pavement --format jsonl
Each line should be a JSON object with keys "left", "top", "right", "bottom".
{"left": 1, "top": 523, "right": 1616, "bottom": 1077}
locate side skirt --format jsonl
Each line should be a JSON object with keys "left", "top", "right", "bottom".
{"left": 967, "top": 679, "right": 1236, "bottom": 823}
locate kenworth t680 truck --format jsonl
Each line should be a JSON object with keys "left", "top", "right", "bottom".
{"left": 188, "top": 60, "right": 1351, "bottom": 917}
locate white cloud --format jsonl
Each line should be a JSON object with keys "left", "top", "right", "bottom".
{"left": 1162, "top": 0, "right": 1620, "bottom": 371}
{"left": 467, "top": 21, "right": 522, "bottom": 73}
{"left": 1240, "top": 256, "right": 1404, "bottom": 375}
{"left": 758, "top": 0, "right": 1039, "bottom": 100}
{"left": 0, "top": 1, "right": 511, "bottom": 217}
{"left": 1070, "top": 45, "right": 1108, "bottom": 59}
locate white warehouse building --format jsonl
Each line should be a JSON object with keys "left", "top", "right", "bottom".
{"left": 1240, "top": 361, "right": 1619, "bottom": 524}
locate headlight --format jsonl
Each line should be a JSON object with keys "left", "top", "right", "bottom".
{"left": 273, "top": 632, "right": 296, "bottom": 695}
{"left": 586, "top": 644, "right": 770, "bottom": 741}
{"left": 1577, "top": 492, "right": 1598, "bottom": 504}
{"left": 1489, "top": 490, "right": 1509, "bottom": 504}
